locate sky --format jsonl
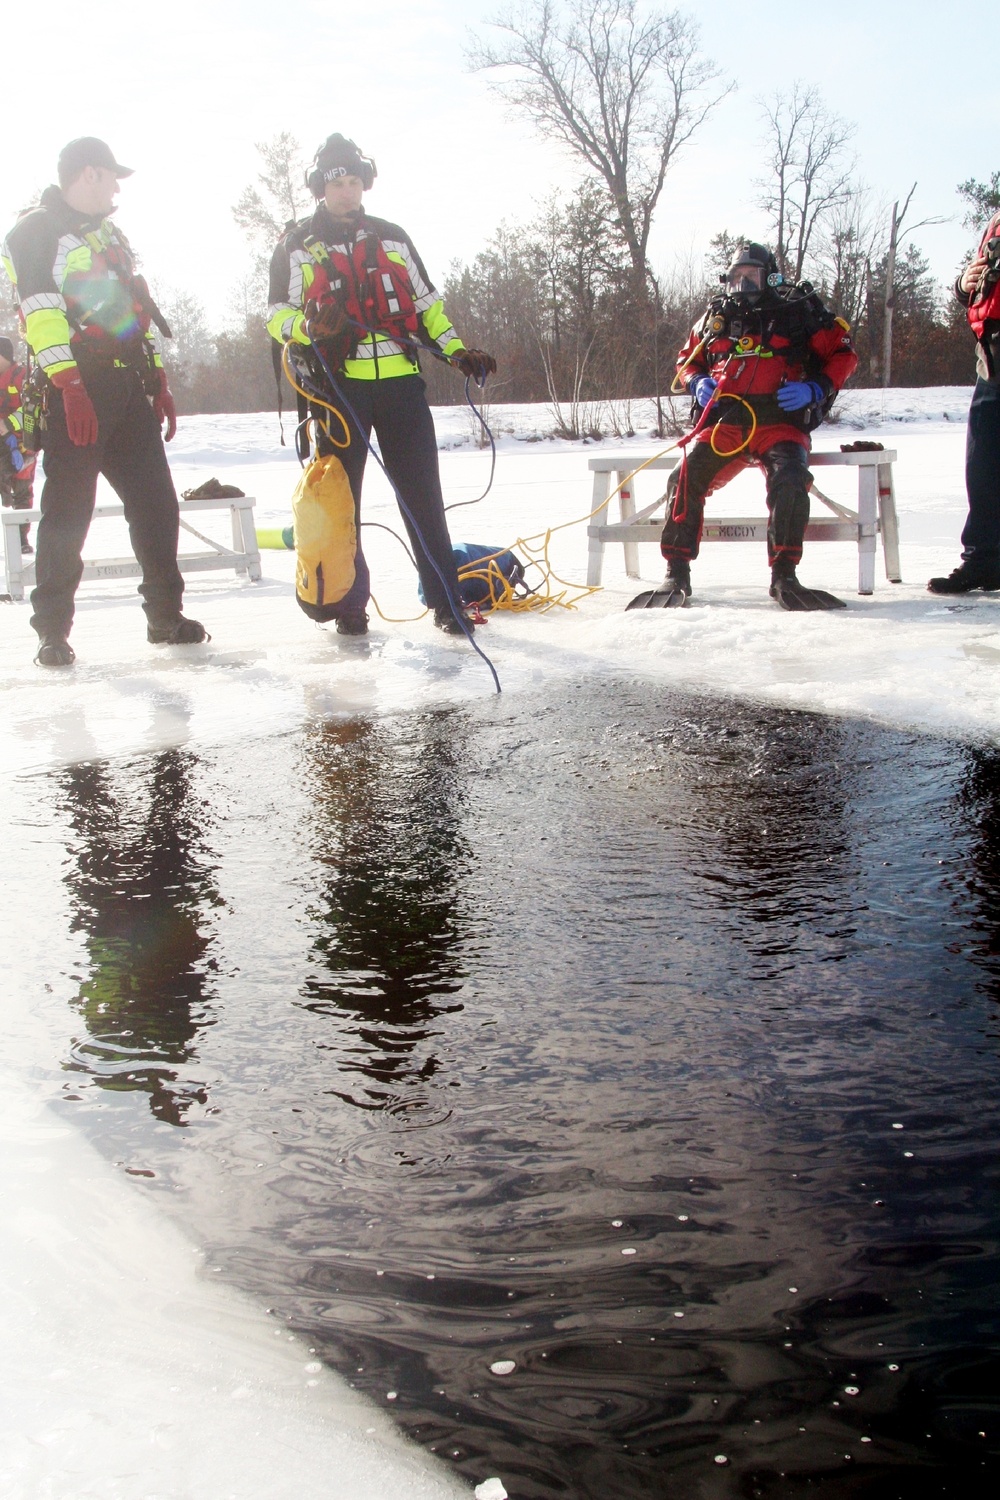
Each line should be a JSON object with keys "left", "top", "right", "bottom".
{"left": 1, "top": 0, "right": 994, "bottom": 330}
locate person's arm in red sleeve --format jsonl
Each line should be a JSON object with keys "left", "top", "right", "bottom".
{"left": 675, "top": 326, "right": 710, "bottom": 392}
{"left": 809, "top": 320, "right": 858, "bottom": 397}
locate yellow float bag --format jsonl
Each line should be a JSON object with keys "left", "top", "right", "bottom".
{"left": 290, "top": 453, "right": 357, "bottom": 620}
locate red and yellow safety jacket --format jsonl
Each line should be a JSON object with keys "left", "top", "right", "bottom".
{"left": 268, "top": 205, "right": 463, "bottom": 381}
{"left": 2, "top": 185, "right": 164, "bottom": 382}
{"left": 0, "top": 361, "right": 25, "bottom": 433}
{"left": 677, "top": 288, "right": 857, "bottom": 422}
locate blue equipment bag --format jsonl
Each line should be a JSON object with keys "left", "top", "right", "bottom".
{"left": 420, "top": 543, "right": 526, "bottom": 608}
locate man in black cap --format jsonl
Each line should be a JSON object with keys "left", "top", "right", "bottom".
{"left": 0, "top": 335, "right": 35, "bottom": 553}
{"left": 1, "top": 137, "right": 205, "bottom": 666}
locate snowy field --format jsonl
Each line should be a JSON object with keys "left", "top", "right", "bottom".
{"left": 0, "top": 384, "right": 993, "bottom": 1498}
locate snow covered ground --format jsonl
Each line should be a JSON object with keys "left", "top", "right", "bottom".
{"left": 0, "top": 384, "right": 993, "bottom": 1498}
{"left": 1, "top": 385, "right": 997, "bottom": 780}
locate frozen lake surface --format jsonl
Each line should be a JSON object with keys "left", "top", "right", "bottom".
{"left": 3, "top": 390, "right": 1000, "bottom": 1497}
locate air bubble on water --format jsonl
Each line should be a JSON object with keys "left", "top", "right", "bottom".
{"left": 674, "top": 1311, "right": 684, "bottom": 1318}
{"left": 678, "top": 1215, "right": 689, "bottom": 1222}
{"left": 844, "top": 1386, "right": 859, "bottom": 1396}
{"left": 888, "top": 1364, "right": 899, "bottom": 1371}
{"left": 714, "top": 1454, "right": 728, "bottom": 1465}
{"left": 304, "top": 1362, "right": 321, "bottom": 1374}
{"left": 386, "top": 1391, "right": 397, "bottom": 1400}
{"left": 892, "top": 1123, "right": 903, "bottom": 1130}
{"left": 621, "top": 1247, "right": 637, "bottom": 1256}
{"left": 612, "top": 1219, "right": 623, "bottom": 1227}
{"left": 490, "top": 1360, "right": 516, "bottom": 1376}
{"left": 789, "top": 1286, "right": 798, "bottom": 1293}
{"left": 904, "top": 1151, "right": 914, "bottom": 1158}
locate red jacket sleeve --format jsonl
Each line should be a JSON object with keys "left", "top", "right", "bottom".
{"left": 675, "top": 326, "right": 708, "bottom": 390}
{"left": 809, "top": 321, "right": 857, "bottom": 393}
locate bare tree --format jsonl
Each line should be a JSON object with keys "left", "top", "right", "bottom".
{"left": 815, "top": 187, "right": 887, "bottom": 327}
{"left": 756, "top": 83, "right": 855, "bottom": 283}
{"left": 469, "top": 0, "right": 730, "bottom": 287}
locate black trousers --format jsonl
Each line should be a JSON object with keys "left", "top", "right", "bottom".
{"left": 660, "top": 437, "right": 812, "bottom": 571}
{"left": 31, "top": 366, "right": 183, "bottom": 637}
{"left": 960, "top": 377, "right": 1000, "bottom": 557}
{"left": 313, "top": 373, "right": 461, "bottom": 616}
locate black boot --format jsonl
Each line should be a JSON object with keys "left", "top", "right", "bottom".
{"left": 769, "top": 564, "right": 846, "bottom": 611}
{"left": 434, "top": 604, "right": 475, "bottom": 635}
{"left": 626, "top": 560, "right": 691, "bottom": 610}
{"left": 927, "top": 552, "right": 1000, "bottom": 595}
{"left": 147, "top": 614, "right": 210, "bottom": 644}
{"left": 335, "top": 610, "right": 369, "bottom": 636}
{"left": 34, "top": 633, "right": 75, "bottom": 667}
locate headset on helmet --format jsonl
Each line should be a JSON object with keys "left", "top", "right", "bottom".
{"left": 306, "top": 134, "right": 377, "bottom": 198}
{"left": 724, "top": 242, "right": 783, "bottom": 297}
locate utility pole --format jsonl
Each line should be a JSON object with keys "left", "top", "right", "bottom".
{"left": 882, "top": 199, "right": 898, "bottom": 389}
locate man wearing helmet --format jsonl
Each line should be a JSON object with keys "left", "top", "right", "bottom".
{"left": 268, "top": 133, "right": 495, "bottom": 637}
{"left": 633, "top": 242, "right": 857, "bottom": 611}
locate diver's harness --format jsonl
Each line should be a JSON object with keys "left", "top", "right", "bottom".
{"left": 691, "top": 282, "right": 838, "bottom": 434}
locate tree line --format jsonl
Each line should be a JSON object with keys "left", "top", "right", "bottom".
{"left": 5, "top": 4, "right": 995, "bottom": 427}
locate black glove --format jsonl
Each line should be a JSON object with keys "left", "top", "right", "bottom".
{"left": 453, "top": 348, "right": 496, "bottom": 381}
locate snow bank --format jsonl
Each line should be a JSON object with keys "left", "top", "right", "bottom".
{"left": 0, "top": 1066, "right": 471, "bottom": 1499}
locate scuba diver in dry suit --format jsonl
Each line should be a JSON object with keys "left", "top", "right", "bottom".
{"left": 631, "top": 242, "right": 858, "bottom": 612}
{"left": 267, "top": 133, "right": 496, "bottom": 636}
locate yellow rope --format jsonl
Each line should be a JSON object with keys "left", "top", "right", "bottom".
{"left": 281, "top": 342, "right": 351, "bottom": 450}
{"left": 279, "top": 337, "right": 759, "bottom": 617}
{"left": 708, "top": 391, "right": 758, "bottom": 457}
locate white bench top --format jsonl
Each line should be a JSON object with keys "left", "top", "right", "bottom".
{"left": 588, "top": 449, "right": 896, "bottom": 472}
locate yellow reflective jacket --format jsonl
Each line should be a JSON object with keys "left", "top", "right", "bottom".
{"left": 2, "top": 185, "right": 163, "bottom": 380}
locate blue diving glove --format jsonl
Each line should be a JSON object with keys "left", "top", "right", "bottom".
{"left": 776, "top": 380, "right": 825, "bottom": 412}
{"left": 692, "top": 376, "right": 717, "bottom": 407}
{"left": 4, "top": 432, "right": 24, "bottom": 473}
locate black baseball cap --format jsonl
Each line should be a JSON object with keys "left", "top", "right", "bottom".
{"left": 57, "top": 137, "right": 134, "bottom": 183}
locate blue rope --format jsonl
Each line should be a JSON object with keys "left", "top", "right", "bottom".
{"left": 306, "top": 343, "right": 502, "bottom": 695}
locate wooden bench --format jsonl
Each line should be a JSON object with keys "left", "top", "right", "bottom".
{"left": 586, "top": 448, "right": 901, "bottom": 595}
{"left": 2, "top": 494, "right": 262, "bottom": 602}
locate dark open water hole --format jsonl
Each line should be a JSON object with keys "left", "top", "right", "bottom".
{"left": 18, "top": 679, "right": 1000, "bottom": 1498}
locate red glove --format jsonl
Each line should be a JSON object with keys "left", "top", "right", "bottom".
{"left": 153, "top": 369, "right": 177, "bottom": 442}
{"left": 50, "top": 368, "right": 98, "bottom": 446}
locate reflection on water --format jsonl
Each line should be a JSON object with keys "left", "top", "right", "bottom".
{"left": 40, "top": 684, "right": 1000, "bottom": 1498}
{"left": 60, "top": 752, "right": 220, "bottom": 1126}
{"left": 298, "top": 715, "right": 469, "bottom": 1110}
